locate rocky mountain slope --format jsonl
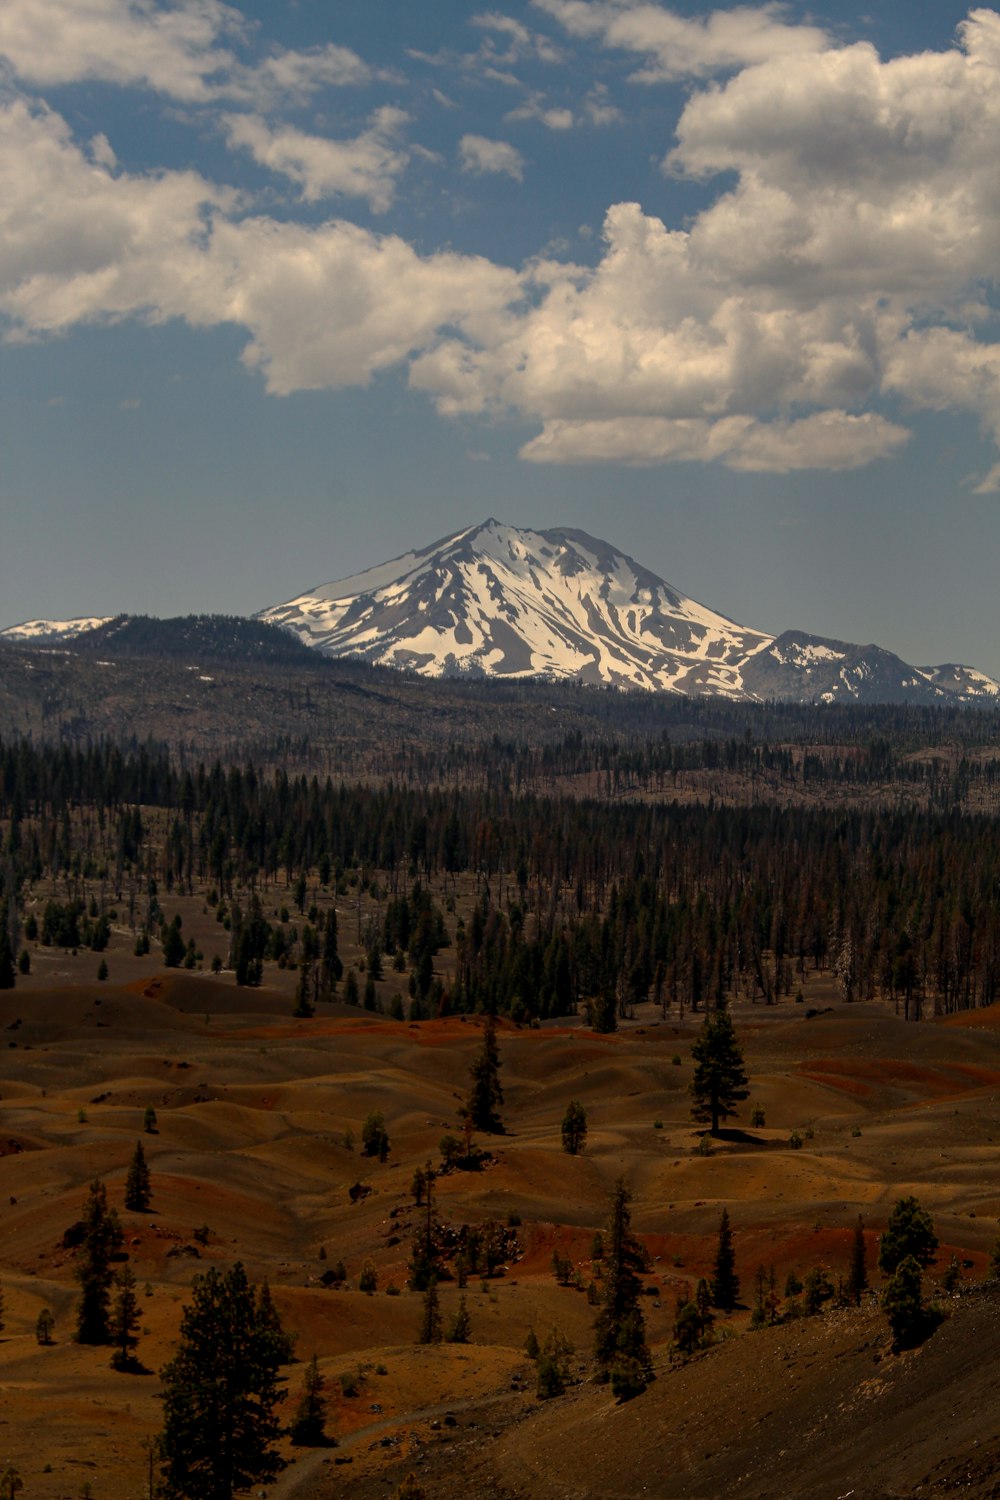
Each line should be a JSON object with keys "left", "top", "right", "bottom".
{"left": 258, "top": 520, "right": 999, "bottom": 704}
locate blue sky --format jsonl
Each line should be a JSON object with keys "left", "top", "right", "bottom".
{"left": 3, "top": 1, "right": 1000, "bottom": 675}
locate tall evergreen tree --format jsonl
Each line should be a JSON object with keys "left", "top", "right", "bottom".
{"left": 124, "top": 1140, "right": 152, "bottom": 1212}
{"left": 593, "top": 1178, "right": 652, "bottom": 1393}
{"left": 408, "top": 1163, "right": 440, "bottom": 1291}
{"left": 710, "top": 1208, "right": 740, "bottom": 1312}
{"left": 75, "top": 1178, "right": 124, "bottom": 1344}
{"left": 320, "top": 908, "right": 343, "bottom": 1000}
{"left": 466, "top": 1014, "right": 504, "bottom": 1133}
{"left": 418, "top": 1279, "right": 442, "bottom": 1345}
{"left": 289, "top": 1354, "right": 329, "bottom": 1447}
{"left": 878, "top": 1196, "right": 938, "bottom": 1276}
{"left": 561, "top": 1099, "right": 588, "bottom": 1155}
{"left": 109, "top": 1265, "right": 142, "bottom": 1370}
{"left": 0, "top": 903, "right": 15, "bottom": 991}
{"left": 159, "top": 1264, "right": 287, "bottom": 1500}
{"left": 881, "top": 1255, "right": 926, "bottom": 1348}
{"left": 847, "top": 1215, "right": 869, "bottom": 1305}
{"left": 690, "top": 1006, "right": 750, "bottom": 1135}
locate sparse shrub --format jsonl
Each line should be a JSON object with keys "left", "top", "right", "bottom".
{"left": 359, "top": 1260, "right": 377, "bottom": 1295}
{"left": 653, "top": 1119, "right": 663, "bottom": 1130}
{"left": 35, "top": 1308, "right": 55, "bottom": 1345}
{"left": 143, "top": 1106, "right": 157, "bottom": 1134}
{"left": 789, "top": 1131, "right": 803, "bottom": 1150}
{"left": 551, "top": 1249, "right": 573, "bottom": 1286}
{"left": 447, "top": 1296, "right": 471, "bottom": 1344}
{"left": 672, "top": 1055, "right": 681, "bottom": 1066}
{"left": 851, "top": 1126, "right": 862, "bottom": 1137}
{"left": 802, "top": 1266, "right": 834, "bottom": 1316}
{"left": 339, "top": 1371, "right": 359, "bottom": 1398}
{"left": 524, "top": 1327, "right": 540, "bottom": 1360}
{"left": 439, "top": 1134, "right": 463, "bottom": 1168}
{"left": 941, "top": 1254, "right": 961, "bottom": 1293}
{"left": 749, "top": 1104, "right": 766, "bottom": 1128}
{"left": 536, "top": 1329, "right": 573, "bottom": 1399}
{"left": 392, "top": 1475, "right": 425, "bottom": 1500}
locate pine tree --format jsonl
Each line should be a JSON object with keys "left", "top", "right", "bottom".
{"left": 418, "top": 1279, "right": 442, "bottom": 1345}
{"left": 408, "top": 1163, "right": 440, "bottom": 1290}
{"left": 257, "top": 1281, "right": 296, "bottom": 1363}
{"left": 847, "top": 1215, "right": 868, "bottom": 1305}
{"left": 710, "top": 1208, "right": 739, "bottom": 1312}
{"left": 361, "top": 1111, "right": 390, "bottom": 1161}
{"left": 109, "top": 1264, "right": 142, "bottom": 1370}
{"left": 561, "top": 1100, "right": 588, "bottom": 1155}
{"left": 0, "top": 906, "right": 16, "bottom": 991}
{"left": 320, "top": 908, "right": 343, "bottom": 1000}
{"left": 293, "top": 961, "right": 315, "bottom": 1018}
{"left": 593, "top": 1177, "right": 652, "bottom": 1393}
{"left": 75, "top": 1178, "right": 124, "bottom": 1344}
{"left": 878, "top": 1196, "right": 938, "bottom": 1276}
{"left": 881, "top": 1254, "right": 926, "bottom": 1348}
{"left": 35, "top": 1308, "right": 54, "bottom": 1345}
{"left": 690, "top": 1006, "right": 749, "bottom": 1135}
{"left": 447, "top": 1296, "right": 471, "bottom": 1344}
{"left": 466, "top": 1014, "right": 504, "bottom": 1133}
{"left": 289, "top": 1354, "right": 329, "bottom": 1446}
{"left": 159, "top": 1264, "right": 287, "bottom": 1500}
{"left": 125, "top": 1140, "right": 152, "bottom": 1212}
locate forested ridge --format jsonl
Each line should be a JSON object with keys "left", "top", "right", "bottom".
{"left": 3, "top": 734, "right": 1000, "bottom": 1020}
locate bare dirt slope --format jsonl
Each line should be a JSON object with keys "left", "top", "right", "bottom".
{"left": 3, "top": 977, "right": 1000, "bottom": 1499}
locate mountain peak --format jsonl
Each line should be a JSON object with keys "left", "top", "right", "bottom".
{"left": 257, "top": 520, "right": 999, "bottom": 703}
{"left": 258, "top": 520, "right": 770, "bottom": 694}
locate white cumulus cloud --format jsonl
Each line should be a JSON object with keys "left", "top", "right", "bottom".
{"left": 0, "top": 0, "right": 371, "bottom": 105}
{"left": 533, "top": 0, "right": 829, "bottom": 81}
{"left": 459, "top": 133, "right": 525, "bottom": 179}
{"left": 222, "top": 107, "right": 410, "bottom": 210}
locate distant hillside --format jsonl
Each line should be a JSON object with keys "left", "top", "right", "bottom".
{"left": 72, "top": 614, "right": 318, "bottom": 665}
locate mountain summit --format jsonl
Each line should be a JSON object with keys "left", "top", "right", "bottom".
{"left": 257, "top": 519, "right": 772, "bottom": 694}
{"left": 257, "top": 520, "right": 998, "bottom": 703}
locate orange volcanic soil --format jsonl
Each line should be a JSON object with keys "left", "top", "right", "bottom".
{"left": 4, "top": 977, "right": 1000, "bottom": 1498}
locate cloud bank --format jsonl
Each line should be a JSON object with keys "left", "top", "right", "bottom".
{"left": 3, "top": 3, "right": 1000, "bottom": 483}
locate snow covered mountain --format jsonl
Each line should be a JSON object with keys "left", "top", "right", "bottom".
{"left": 257, "top": 520, "right": 999, "bottom": 703}
{"left": 0, "top": 616, "right": 113, "bottom": 643}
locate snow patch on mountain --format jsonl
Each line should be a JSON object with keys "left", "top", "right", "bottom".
{"left": 258, "top": 519, "right": 772, "bottom": 695}
{"left": 258, "top": 521, "right": 1000, "bottom": 704}
{"left": 0, "top": 617, "right": 113, "bottom": 642}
